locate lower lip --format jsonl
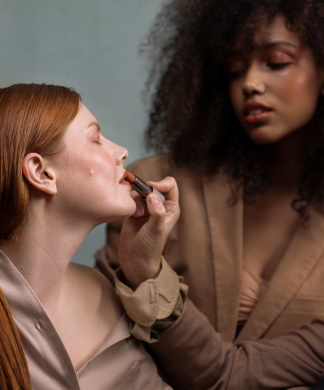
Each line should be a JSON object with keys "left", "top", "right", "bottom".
{"left": 120, "top": 180, "right": 131, "bottom": 187}
{"left": 244, "top": 111, "right": 273, "bottom": 124}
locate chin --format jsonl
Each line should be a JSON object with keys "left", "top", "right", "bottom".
{"left": 247, "top": 127, "right": 280, "bottom": 145}
{"left": 117, "top": 200, "right": 137, "bottom": 218}
{"left": 97, "top": 199, "right": 136, "bottom": 223}
{"left": 250, "top": 136, "right": 274, "bottom": 145}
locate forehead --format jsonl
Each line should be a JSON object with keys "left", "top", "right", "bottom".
{"left": 231, "top": 15, "right": 301, "bottom": 54}
{"left": 62, "top": 104, "right": 98, "bottom": 147}
{"left": 67, "top": 104, "right": 97, "bottom": 132}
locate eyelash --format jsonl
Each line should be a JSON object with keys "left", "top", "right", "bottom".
{"left": 228, "top": 62, "right": 291, "bottom": 80}
{"left": 268, "top": 62, "right": 291, "bottom": 70}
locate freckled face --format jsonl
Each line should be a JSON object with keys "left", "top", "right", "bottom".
{"left": 52, "top": 104, "right": 135, "bottom": 225}
{"left": 227, "top": 15, "right": 324, "bottom": 144}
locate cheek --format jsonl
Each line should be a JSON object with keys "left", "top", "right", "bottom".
{"left": 85, "top": 156, "right": 117, "bottom": 189}
{"left": 229, "top": 84, "right": 242, "bottom": 116}
{"left": 279, "top": 74, "right": 321, "bottom": 124}
{"left": 60, "top": 148, "right": 117, "bottom": 191}
{"left": 279, "top": 71, "right": 320, "bottom": 104}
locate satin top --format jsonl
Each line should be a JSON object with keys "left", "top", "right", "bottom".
{"left": 0, "top": 249, "right": 170, "bottom": 390}
{"left": 238, "top": 267, "right": 268, "bottom": 323}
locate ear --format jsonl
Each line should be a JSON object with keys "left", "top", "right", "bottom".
{"left": 22, "top": 153, "right": 57, "bottom": 195}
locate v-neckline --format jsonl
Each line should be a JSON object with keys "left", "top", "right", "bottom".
{"left": 202, "top": 174, "right": 324, "bottom": 342}
{"left": 0, "top": 249, "right": 131, "bottom": 386}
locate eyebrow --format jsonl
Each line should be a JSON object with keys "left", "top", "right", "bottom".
{"left": 229, "top": 41, "right": 298, "bottom": 56}
{"left": 87, "top": 121, "right": 102, "bottom": 134}
{"left": 258, "top": 41, "right": 298, "bottom": 50}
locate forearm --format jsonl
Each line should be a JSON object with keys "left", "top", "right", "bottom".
{"left": 149, "top": 299, "right": 324, "bottom": 390}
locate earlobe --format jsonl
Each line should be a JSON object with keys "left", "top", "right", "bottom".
{"left": 22, "top": 153, "right": 57, "bottom": 195}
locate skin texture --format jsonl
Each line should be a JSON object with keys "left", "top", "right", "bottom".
{"left": 0, "top": 102, "right": 180, "bottom": 371}
{"left": 2, "top": 104, "right": 136, "bottom": 370}
{"left": 224, "top": 15, "right": 324, "bottom": 280}
{"left": 111, "top": 6, "right": 324, "bottom": 389}
{"left": 143, "top": 0, "right": 324, "bottom": 216}
{"left": 228, "top": 16, "right": 324, "bottom": 145}
{"left": 46, "top": 104, "right": 136, "bottom": 225}
{"left": 231, "top": 16, "right": 324, "bottom": 280}
{"left": 119, "top": 176, "right": 180, "bottom": 289}
{"left": 121, "top": 14, "right": 324, "bottom": 294}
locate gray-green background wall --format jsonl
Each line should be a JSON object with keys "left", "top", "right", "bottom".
{"left": 0, "top": 0, "right": 162, "bottom": 265}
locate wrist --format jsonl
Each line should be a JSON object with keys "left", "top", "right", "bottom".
{"left": 122, "top": 261, "right": 162, "bottom": 290}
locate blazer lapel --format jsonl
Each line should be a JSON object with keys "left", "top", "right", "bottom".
{"left": 237, "top": 208, "right": 324, "bottom": 342}
{"left": 202, "top": 174, "right": 244, "bottom": 341}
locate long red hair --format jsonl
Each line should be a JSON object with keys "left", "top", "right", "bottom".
{"left": 0, "top": 83, "right": 81, "bottom": 389}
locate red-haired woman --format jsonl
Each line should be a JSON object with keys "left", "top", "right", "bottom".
{"left": 0, "top": 83, "right": 178, "bottom": 389}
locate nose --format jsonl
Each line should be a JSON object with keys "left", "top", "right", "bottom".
{"left": 114, "top": 144, "right": 128, "bottom": 166}
{"left": 242, "top": 64, "right": 265, "bottom": 96}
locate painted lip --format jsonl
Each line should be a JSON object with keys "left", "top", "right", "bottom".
{"left": 120, "top": 171, "right": 166, "bottom": 203}
{"left": 119, "top": 170, "right": 131, "bottom": 185}
{"left": 243, "top": 102, "right": 273, "bottom": 125}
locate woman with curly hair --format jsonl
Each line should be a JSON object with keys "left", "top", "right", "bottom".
{"left": 98, "top": 0, "right": 324, "bottom": 388}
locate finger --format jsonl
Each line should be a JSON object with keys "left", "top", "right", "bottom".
{"left": 147, "top": 176, "right": 179, "bottom": 203}
{"left": 131, "top": 193, "right": 148, "bottom": 218}
{"left": 145, "top": 192, "right": 166, "bottom": 235}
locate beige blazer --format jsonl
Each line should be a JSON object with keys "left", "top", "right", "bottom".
{"left": 99, "top": 154, "right": 324, "bottom": 343}
{"left": 148, "top": 298, "right": 324, "bottom": 389}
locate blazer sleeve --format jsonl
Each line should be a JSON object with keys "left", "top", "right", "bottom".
{"left": 147, "top": 298, "right": 324, "bottom": 390}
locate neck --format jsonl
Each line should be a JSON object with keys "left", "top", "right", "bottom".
{"left": 0, "top": 203, "right": 95, "bottom": 316}
{"left": 268, "top": 126, "right": 310, "bottom": 193}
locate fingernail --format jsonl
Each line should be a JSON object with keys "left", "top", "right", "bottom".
{"left": 147, "top": 193, "right": 160, "bottom": 205}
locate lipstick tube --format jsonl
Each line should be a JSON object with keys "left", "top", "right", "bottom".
{"left": 124, "top": 171, "right": 165, "bottom": 204}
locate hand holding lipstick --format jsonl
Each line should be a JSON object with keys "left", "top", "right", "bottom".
{"left": 123, "top": 171, "right": 165, "bottom": 204}
{"left": 118, "top": 176, "right": 180, "bottom": 290}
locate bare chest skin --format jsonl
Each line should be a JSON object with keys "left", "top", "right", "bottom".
{"left": 243, "top": 190, "right": 301, "bottom": 281}
{"left": 242, "top": 123, "right": 310, "bottom": 281}
{"left": 45, "top": 265, "right": 122, "bottom": 372}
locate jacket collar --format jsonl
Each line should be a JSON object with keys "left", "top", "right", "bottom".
{"left": 202, "top": 174, "right": 243, "bottom": 341}
{"left": 237, "top": 208, "right": 324, "bottom": 341}
{"left": 202, "top": 175, "right": 324, "bottom": 342}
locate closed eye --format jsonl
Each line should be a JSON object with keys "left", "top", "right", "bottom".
{"left": 268, "top": 62, "right": 291, "bottom": 70}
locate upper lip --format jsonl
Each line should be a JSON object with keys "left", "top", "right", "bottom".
{"left": 243, "top": 102, "right": 273, "bottom": 117}
{"left": 120, "top": 170, "right": 127, "bottom": 182}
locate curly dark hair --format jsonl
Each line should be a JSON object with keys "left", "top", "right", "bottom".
{"left": 142, "top": 0, "right": 324, "bottom": 219}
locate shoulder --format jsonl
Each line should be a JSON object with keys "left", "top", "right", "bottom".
{"left": 66, "top": 263, "right": 123, "bottom": 319}
{"left": 67, "top": 262, "right": 116, "bottom": 298}
{"left": 68, "top": 261, "right": 106, "bottom": 280}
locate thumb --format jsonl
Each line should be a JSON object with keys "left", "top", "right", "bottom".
{"left": 145, "top": 192, "right": 166, "bottom": 235}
